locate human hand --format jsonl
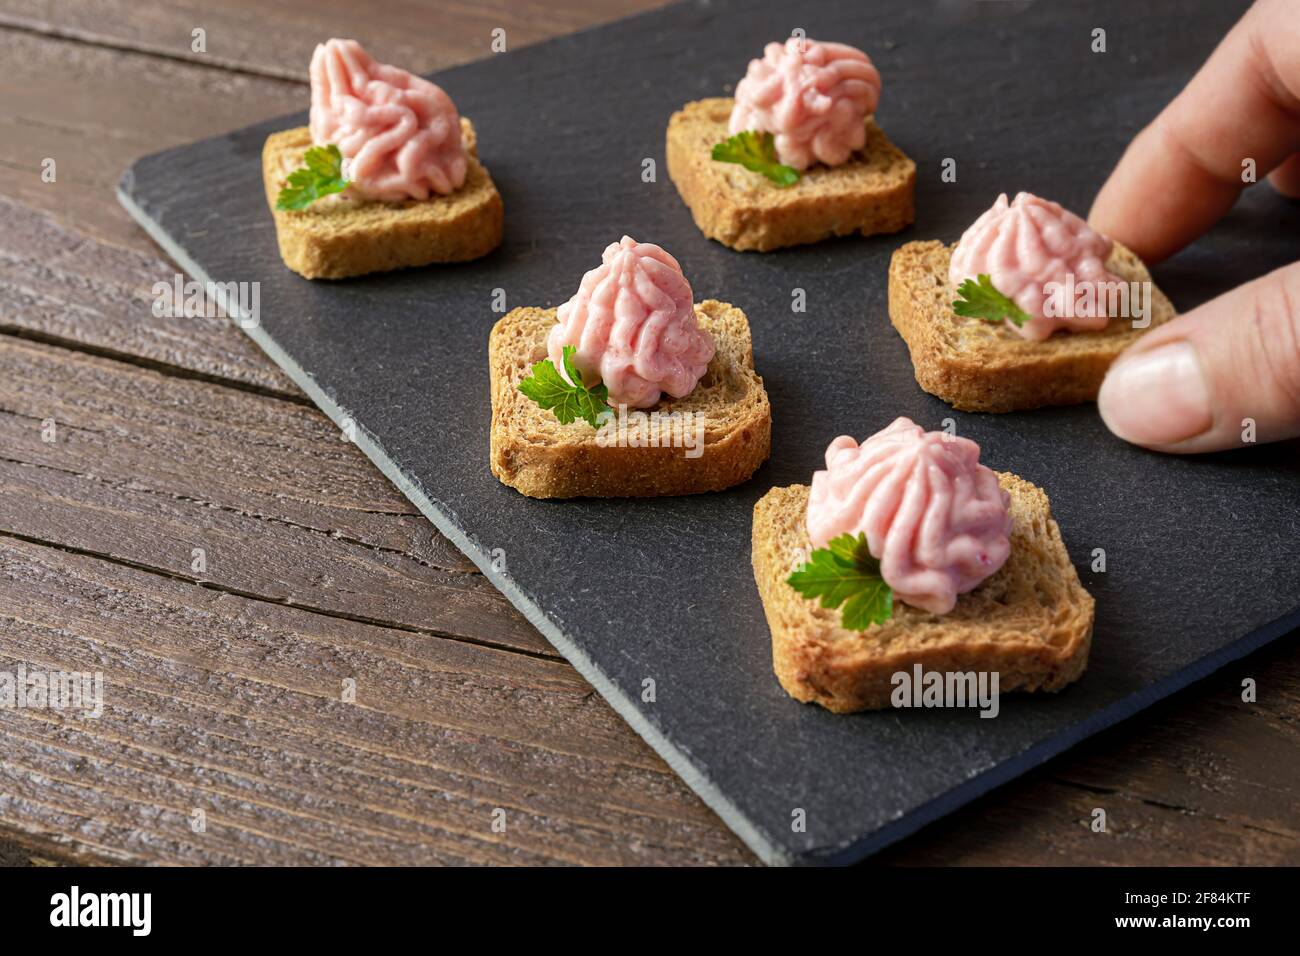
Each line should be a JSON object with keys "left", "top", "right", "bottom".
{"left": 1089, "top": 0, "right": 1300, "bottom": 452}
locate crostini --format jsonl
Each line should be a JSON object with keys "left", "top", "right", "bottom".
{"left": 667, "top": 36, "right": 915, "bottom": 251}
{"left": 263, "top": 38, "right": 503, "bottom": 279}
{"left": 490, "top": 236, "right": 771, "bottom": 498}
{"left": 889, "top": 192, "right": 1175, "bottom": 412}
{"left": 752, "top": 418, "right": 1093, "bottom": 713}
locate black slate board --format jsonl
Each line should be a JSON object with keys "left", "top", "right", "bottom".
{"left": 118, "top": 0, "right": 1300, "bottom": 865}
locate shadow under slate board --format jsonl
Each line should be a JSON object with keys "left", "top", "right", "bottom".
{"left": 118, "top": 0, "right": 1300, "bottom": 866}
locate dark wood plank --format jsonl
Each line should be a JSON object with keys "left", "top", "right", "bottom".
{"left": 0, "top": 838, "right": 48, "bottom": 866}
{"left": 0, "top": 27, "right": 304, "bottom": 249}
{"left": 0, "top": 0, "right": 674, "bottom": 80}
{"left": 0, "top": 535, "right": 752, "bottom": 865}
{"left": 0, "top": 197, "right": 298, "bottom": 395}
{"left": 0, "top": 202, "right": 477, "bottom": 573}
{"left": 0, "top": 335, "right": 554, "bottom": 655}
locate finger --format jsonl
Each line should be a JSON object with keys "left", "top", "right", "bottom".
{"left": 1088, "top": 0, "right": 1300, "bottom": 262}
{"left": 1268, "top": 152, "right": 1300, "bottom": 198}
{"left": 1097, "top": 261, "right": 1300, "bottom": 453}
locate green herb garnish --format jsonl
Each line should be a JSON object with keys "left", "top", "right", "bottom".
{"left": 711, "top": 130, "right": 800, "bottom": 187}
{"left": 276, "top": 144, "right": 351, "bottom": 210}
{"left": 952, "top": 274, "right": 1032, "bottom": 327}
{"left": 518, "top": 345, "right": 613, "bottom": 428}
{"left": 787, "top": 533, "right": 894, "bottom": 630}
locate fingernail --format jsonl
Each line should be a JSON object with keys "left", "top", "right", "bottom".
{"left": 1098, "top": 342, "right": 1213, "bottom": 446}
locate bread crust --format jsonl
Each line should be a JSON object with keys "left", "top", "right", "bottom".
{"left": 666, "top": 98, "right": 915, "bottom": 252}
{"left": 262, "top": 120, "right": 503, "bottom": 279}
{"left": 489, "top": 300, "right": 771, "bottom": 498}
{"left": 888, "top": 239, "right": 1176, "bottom": 412}
{"left": 752, "top": 478, "right": 1093, "bottom": 713}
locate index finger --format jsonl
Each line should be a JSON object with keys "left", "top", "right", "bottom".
{"left": 1088, "top": 0, "right": 1300, "bottom": 262}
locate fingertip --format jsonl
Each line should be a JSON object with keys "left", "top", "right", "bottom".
{"left": 1100, "top": 262, "right": 1300, "bottom": 454}
{"left": 1097, "top": 341, "right": 1215, "bottom": 450}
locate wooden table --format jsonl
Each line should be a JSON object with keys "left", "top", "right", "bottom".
{"left": 1, "top": 0, "right": 1296, "bottom": 867}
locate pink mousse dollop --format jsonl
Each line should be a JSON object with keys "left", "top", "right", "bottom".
{"left": 806, "top": 418, "right": 1012, "bottom": 615}
{"left": 309, "top": 38, "right": 467, "bottom": 202}
{"left": 728, "top": 37, "right": 881, "bottom": 170}
{"left": 546, "top": 237, "right": 716, "bottom": 409}
{"left": 949, "top": 192, "right": 1123, "bottom": 341}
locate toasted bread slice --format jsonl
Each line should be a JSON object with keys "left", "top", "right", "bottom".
{"left": 490, "top": 300, "right": 771, "bottom": 498}
{"left": 752, "top": 476, "right": 1093, "bottom": 713}
{"left": 889, "top": 240, "right": 1176, "bottom": 412}
{"left": 262, "top": 119, "right": 503, "bottom": 279}
{"left": 666, "top": 98, "right": 915, "bottom": 252}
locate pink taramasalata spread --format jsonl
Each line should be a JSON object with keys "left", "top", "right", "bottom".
{"left": 949, "top": 192, "right": 1123, "bottom": 341}
{"left": 728, "top": 37, "right": 881, "bottom": 170}
{"left": 547, "top": 237, "right": 716, "bottom": 409}
{"left": 806, "top": 418, "right": 1012, "bottom": 616}
{"left": 309, "top": 38, "right": 467, "bottom": 202}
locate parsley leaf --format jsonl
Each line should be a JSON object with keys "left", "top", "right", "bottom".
{"left": 518, "top": 345, "right": 613, "bottom": 429}
{"left": 711, "top": 130, "right": 800, "bottom": 187}
{"left": 276, "top": 144, "right": 351, "bottom": 210}
{"left": 952, "top": 274, "right": 1033, "bottom": 327}
{"left": 787, "top": 532, "right": 894, "bottom": 630}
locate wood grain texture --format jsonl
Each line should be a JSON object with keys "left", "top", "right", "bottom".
{"left": 0, "top": 197, "right": 297, "bottom": 395}
{"left": 0, "top": 27, "right": 303, "bottom": 249}
{"left": 0, "top": 0, "right": 1295, "bottom": 866}
{"left": 0, "top": 536, "right": 748, "bottom": 865}
{"left": 0, "top": 336, "right": 553, "bottom": 655}
{"left": 0, "top": 0, "right": 675, "bottom": 80}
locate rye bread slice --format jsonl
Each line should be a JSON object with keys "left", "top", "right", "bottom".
{"left": 888, "top": 239, "right": 1176, "bottom": 412}
{"left": 262, "top": 119, "right": 503, "bottom": 280}
{"left": 666, "top": 98, "right": 915, "bottom": 252}
{"left": 752, "top": 477, "right": 1093, "bottom": 713}
{"left": 489, "top": 299, "right": 771, "bottom": 498}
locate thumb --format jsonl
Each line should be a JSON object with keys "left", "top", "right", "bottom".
{"left": 1097, "top": 261, "right": 1300, "bottom": 453}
